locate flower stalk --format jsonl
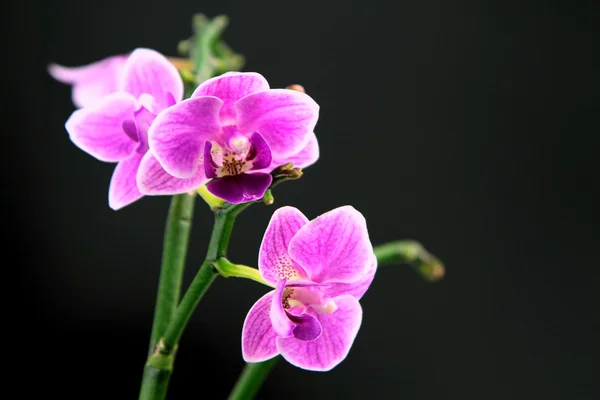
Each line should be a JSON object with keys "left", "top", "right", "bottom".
{"left": 139, "top": 194, "right": 196, "bottom": 400}
{"left": 139, "top": 202, "right": 250, "bottom": 400}
{"left": 161, "top": 202, "right": 252, "bottom": 351}
{"left": 213, "top": 258, "right": 271, "bottom": 286}
{"left": 374, "top": 240, "right": 445, "bottom": 281}
{"left": 228, "top": 357, "right": 281, "bottom": 400}
{"left": 148, "top": 194, "right": 196, "bottom": 352}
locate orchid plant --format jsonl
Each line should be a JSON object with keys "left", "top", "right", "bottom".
{"left": 49, "top": 14, "right": 445, "bottom": 400}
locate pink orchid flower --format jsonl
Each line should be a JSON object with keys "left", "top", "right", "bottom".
{"left": 142, "top": 72, "right": 320, "bottom": 204}
{"left": 49, "top": 55, "right": 127, "bottom": 108}
{"left": 65, "top": 48, "right": 208, "bottom": 210}
{"left": 242, "top": 206, "right": 377, "bottom": 371}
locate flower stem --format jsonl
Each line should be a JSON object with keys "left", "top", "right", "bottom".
{"left": 160, "top": 203, "right": 252, "bottom": 351}
{"left": 213, "top": 258, "right": 272, "bottom": 287}
{"left": 374, "top": 240, "right": 445, "bottom": 281}
{"left": 149, "top": 194, "right": 196, "bottom": 350}
{"left": 139, "top": 194, "right": 195, "bottom": 400}
{"left": 140, "top": 202, "right": 250, "bottom": 400}
{"left": 190, "top": 14, "right": 230, "bottom": 83}
{"left": 228, "top": 357, "right": 281, "bottom": 400}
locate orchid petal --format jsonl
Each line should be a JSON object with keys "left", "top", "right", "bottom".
{"left": 193, "top": 72, "right": 269, "bottom": 125}
{"left": 148, "top": 96, "right": 223, "bottom": 178}
{"left": 120, "top": 48, "right": 184, "bottom": 110}
{"left": 137, "top": 152, "right": 208, "bottom": 195}
{"left": 65, "top": 92, "right": 137, "bottom": 162}
{"left": 324, "top": 253, "right": 377, "bottom": 300}
{"left": 259, "top": 207, "right": 309, "bottom": 286}
{"left": 270, "top": 279, "right": 295, "bottom": 338}
{"left": 288, "top": 206, "right": 374, "bottom": 284}
{"left": 48, "top": 55, "right": 127, "bottom": 108}
{"left": 108, "top": 152, "right": 144, "bottom": 210}
{"left": 235, "top": 89, "right": 319, "bottom": 158}
{"left": 242, "top": 291, "right": 280, "bottom": 363}
{"left": 276, "top": 295, "right": 362, "bottom": 371}
{"left": 271, "top": 131, "right": 319, "bottom": 169}
{"left": 247, "top": 132, "right": 272, "bottom": 171}
{"left": 206, "top": 173, "right": 272, "bottom": 204}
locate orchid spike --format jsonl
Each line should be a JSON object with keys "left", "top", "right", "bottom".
{"left": 242, "top": 206, "right": 377, "bottom": 371}
{"left": 49, "top": 55, "right": 128, "bottom": 108}
{"left": 64, "top": 48, "right": 209, "bottom": 210}
{"left": 145, "top": 72, "right": 320, "bottom": 204}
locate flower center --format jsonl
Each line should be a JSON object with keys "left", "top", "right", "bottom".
{"left": 282, "top": 286, "right": 338, "bottom": 315}
{"left": 208, "top": 139, "right": 255, "bottom": 178}
{"left": 282, "top": 289, "right": 294, "bottom": 309}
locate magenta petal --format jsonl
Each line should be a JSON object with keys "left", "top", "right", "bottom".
{"left": 65, "top": 92, "right": 138, "bottom": 162}
{"left": 270, "top": 279, "right": 295, "bottom": 338}
{"left": 137, "top": 152, "right": 208, "bottom": 195}
{"left": 108, "top": 152, "right": 145, "bottom": 210}
{"left": 324, "top": 254, "right": 377, "bottom": 300}
{"left": 206, "top": 173, "right": 272, "bottom": 204}
{"left": 259, "top": 207, "right": 309, "bottom": 286}
{"left": 247, "top": 132, "right": 272, "bottom": 170}
{"left": 235, "top": 89, "right": 319, "bottom": 158}
{"left": 277, "top": 295, "right": 363, "bottom": 371}
{"left": 288, "top": 206, "right": 374, "bottom": 284}
{"left": 48, "top": 55, "right": 127, "bottom": 108}
{"left": 120, "top": 48, "right": 184, "bottom": 110}
{"left": 271, "top": 131, "right": 319, "bottom": 170}
{"left": 192, "top": 72, "right": 269, "bottom": 125}
{"left": 148, "top": 96, "right": 223, "bottom": 178}
{"left": 242, "top": 291, "right": 280, "bottom": 363}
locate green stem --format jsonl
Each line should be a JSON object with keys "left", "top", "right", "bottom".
{"left": 161, "top": 261, "right": 217, "bottom": 351}
{"left": 149, "top": 194, "right": 196, "bottom": 350}
{"left": 228, "top": 357, "right": 280, "bottom": 400}
{"left": 140, "top": 202, "right": 250, "bottom": 400}
{"left": 374, "top": 240, "right": 445, "bottom": 281}
{"left": 191, "top": 14, "right": 230, "bottom": 83}
{"left": 161, "top": 202, "right": 252, "bottom": 352}
{"left": 139, "top": 194, "right": 195, "bottom": 400}
{"left": 213, "top": 258, "right": 272, "bottom": 287}
{"left": 138, "top": 356, "right": 173, "bottom": 400}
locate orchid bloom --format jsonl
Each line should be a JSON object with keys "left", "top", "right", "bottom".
{"left": 49, "top": 55, "right": 127, "bottom": 108}
{"left": 142, "top": 72, "right": 319, "bottom": 204}
{"left": 65, "top": 48, "right": 207, "bottom": 210}
{"left": 242, "top": 206, "right": 377, "bottom": 371}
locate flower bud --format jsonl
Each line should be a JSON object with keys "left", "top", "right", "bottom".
{"left": 286, "top": 84, "right": 305, "bottom": 93}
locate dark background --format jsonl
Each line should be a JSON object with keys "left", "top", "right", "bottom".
{"left": 4, "top": 1, "right": 599, "bottom": 399}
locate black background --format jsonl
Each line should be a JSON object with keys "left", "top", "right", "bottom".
{"left": 4, "top": 1, "right": 600, "bottom": 399}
